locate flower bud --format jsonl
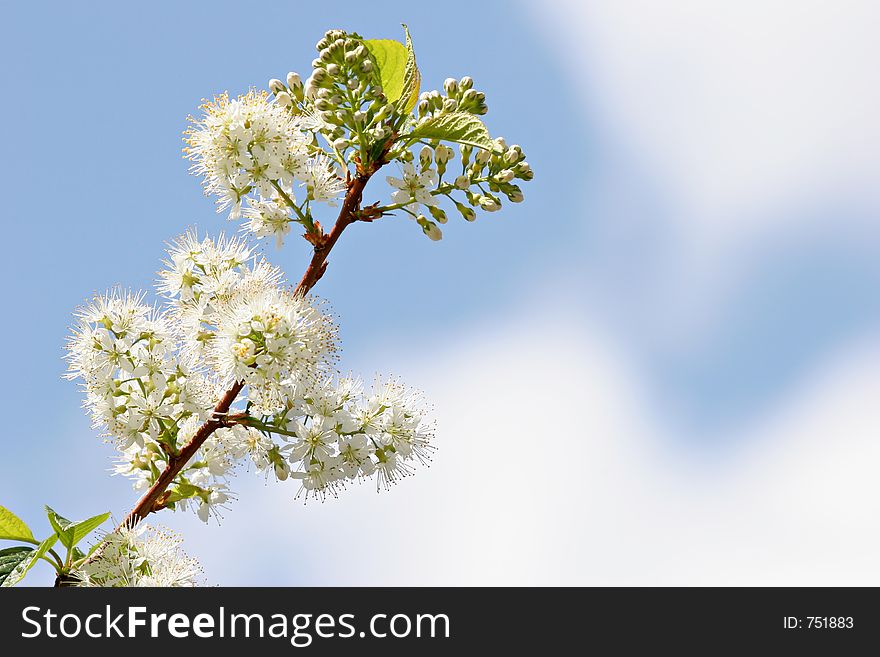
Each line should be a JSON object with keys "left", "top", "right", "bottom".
{"left": 332, "top": 138, "right": 349, "bottom": 151}
{"left": 361, "top": 60, "right": 373, "bottom": 73}
{"left": 287, "top": 71, "right": 301, "bottom": 88}
{"left": 505, "top": 185, "right": 524, "bottom": 203}
{"left": 428, "top": 205, "right": 448, "bottom": 224}
{"left": 268, "top": 78, "right": 285, "bottom": 94}
{"left": 275, "top": 91, "right": 292, "bottom": 107}
{"left": 494, "top": 169, "right": 515, "bottom": 183}
{"left": 479, "top": 195, "right": 501, "bottom": 212}
{"left": 326, "top": 63, "right": 340, "bottom": 76}
{"left": 418, "top": 216, "right": 443, "bottom": 241}
{"left": 444, "top": 77, "right": 458, "bottom": 95}
{"left": 454, "top": 175, "right": 469, "bottom": 190}
{"left": 460, "top": 76, "right": 474, "bottom": 91}
{"left": 454, "top": 200, "right": 477, "bottom": 222}
{"left": 419, "top": 145, "right": 433, "bottom": 166}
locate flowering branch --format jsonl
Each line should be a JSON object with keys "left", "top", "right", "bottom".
{"left": 120, "top": 167, "right": 380, "bottom": 530}
{"left": 2, "top": 25, "right": 533, "bottom": 588}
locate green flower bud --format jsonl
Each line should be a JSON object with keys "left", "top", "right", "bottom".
{"left": 417, "top": 215, "right": 443, "bottom": 241}
{"left": 454, "top": 200, "right": 477, "bottom": 222}
{"left": 460, "top": 76, "right": 474, "bottom": 91}
{"left": 326, "top": 63, "right": 340, "bottom": 76}
{"left": 454, "top": 175, "right": 469, "bottom": 190}
{"left": 479, "top": 195, "right": 501, "bottom": 212}
{"left": 428, "top": 205, "right": 448, "bottom": 224}
{"left": 419, "top": 145, "right": 433, "bottom": 167}
{"left": 268, "top": 78, "right": 285, "bottom": 94}
{"left": 444, "top": 77, "right": 458, "bottom": 95}
{"left": 287, "top": 71, "right": 302, "bottom": 88}
{"left": 505, "top": 185, "right": 524, "bottom": 203}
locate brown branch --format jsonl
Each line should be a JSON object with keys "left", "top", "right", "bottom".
{"left": 114, "top": 166, "right": 377, "bottom": 533}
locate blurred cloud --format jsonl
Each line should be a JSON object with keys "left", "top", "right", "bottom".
{"left": 184, "top": 303, "right": 880, "bottom": 585}
{"left": 531, "top": 0, "right": 880, "bottom": 242}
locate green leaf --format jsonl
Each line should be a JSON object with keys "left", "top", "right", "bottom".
{"left": 45, "top": 506, "right": 75, "bottom": 548}
{"left": 1, "top": 534, "right": 57, "bottom": 587}
{"left": 45, "top": 507, "right": 110, "bottom": 549}
{"left": 396, "top": 25, "right": 420, "bottom": 114}
{"left": 0, "top": 547, "right": 33, "bottom": 586}
{"left": 407, "top": 112, "right": 496, "bottom": 151}
{"left": 0, "top": 504, "right": 35, "bottom": 543}
{"left": 69, "top": 512, "right": 111, "bottom": 547}
{"left": 364, "top": 38, "right": 408, "bottom": 104}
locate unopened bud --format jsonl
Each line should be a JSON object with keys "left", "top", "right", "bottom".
{"left": 454, "top": 200, "right": 477, "bottom": 222}
{"left": 506, "top": 185, "right": 524, "bottom": 203}
{"left": 268, "top": 78, "right": 285, "bottom": 94}
{"left": 444, "top": 78, "right": 458, "bottom": 95}
{"left": 418, "top": 216, "right": 443, "bottom": 241}
{"left": 419, "top": 145, "right": 433, "bottom": 166}
{"left": 428, "top": 206, "right": 448, "bottom": 224}
{"left": 479, "top": 196, "right": 501, "bottom": 212}
{"left": 275, "top": 91, "right": 292, "bottom": 107}
{"left": 460, "top": 76, "right": 474, "bottom": 91}
{"left": 287, "top": 71, "right": 301, "bottom": 88}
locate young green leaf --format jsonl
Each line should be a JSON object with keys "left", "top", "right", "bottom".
{"left": 0, "top": 547, "right": 33, "bottom": 586}
{"left": 364, "top": 38, "right": 408, "bottom": 104}
{"left": 396, "top": 25, "right": 421, "bottom": 115}
{"left": 45, "top": 506, "right": 75, "bottom": 548}
{"left": 408, "top": 112, "right": 496, "bottom": 151}
{"left": 45, "top": 507, "right": 110, "bottom": 549}
{"left": 69, "top": 512, "right": 111, "bottom": 547}
{"left": 0, "top": 504, "right": 35, "bottom": 543}
{"left": 1, "top": 534, "right": 58, "bottom": 587}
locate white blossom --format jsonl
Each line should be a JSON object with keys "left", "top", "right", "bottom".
{"left": 386, "top": 162, "right": 438, "bottom": 211}
{"left": 73, "top": 524, "right": 202, "bottom": 587}
{"left": 185, "top": 90, "right": 311, "bottom": 219}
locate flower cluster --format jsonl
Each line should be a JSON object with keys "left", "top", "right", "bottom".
{"left": 184, "top": 89, "right": 345, "bottom": 246}
{"left": 382, "top": 134, "right": 531, "bottom": 240}
{"left": 65, "top": 291, "right": 214, "bottom": 453}
{"left": 67, "top": 232, "right": 434, "bottom": 520}
{"left": 73, "top": 524, "right": 201, "bottom": 587}
{"left": 268, "top": 28, "right": 399, "bottom": 165}
{"left": 246, "top": 376, "right": 435, "bottom": 501}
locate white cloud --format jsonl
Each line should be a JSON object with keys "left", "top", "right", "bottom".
{"left": 186, "top": 305, "right": 880, "bottom": 585}
{"left": 528, "top": 0, "right": 880, "bottom": 245}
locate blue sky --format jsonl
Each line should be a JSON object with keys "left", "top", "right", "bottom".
{"left": 3, "top": 1, "right": 880, "bottom": 585}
